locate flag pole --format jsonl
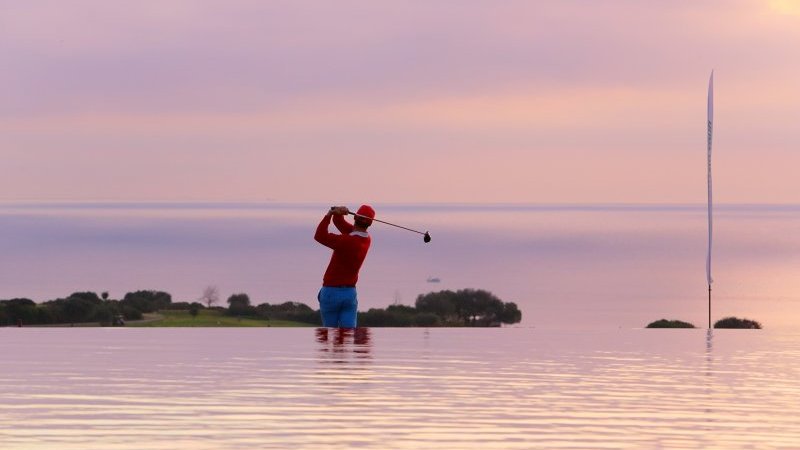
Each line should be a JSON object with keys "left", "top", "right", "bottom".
{"left": 706, "top": 70, "right": 714, "bottom": 329}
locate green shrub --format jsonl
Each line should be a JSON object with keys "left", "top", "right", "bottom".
{"left": 646, "top": 319, "right": 696, "bottom": 328}
{"left": 714, "top": 317, "right": 761, "bottom": 329}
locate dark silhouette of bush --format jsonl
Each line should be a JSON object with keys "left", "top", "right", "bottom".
{"left": 412, "top": 312, "right": 440, "bottom": 327}
{"left": 359, "top": 308, "right": 414, "bottom": 327}
{"left": 227, "top": 293, "right": 256, "bottom": 317}
{"left": 415, "top": 289, "right": 521, "bottom": 326}
{"left": 255, "top": 301, "right": 320, "bottom": 325}
{"left": 120, "top": 305, "right": 143, "bottom": 321}
{"left": 61, "top": 297, "right": 97, "bottom": 323}
{"left": 122, "top": 290, "right": 172, "bottom": 313}
{"left": 2, "top": 291, "right": 152, "bottom": 325}
{"left": 646, "top": 319, "right": 696, "bottom": 328}
{"left": 415, "top": 290, "right": 456, "bottom": 318}
{"left": 351, "top": 289, "right": 522, "bottom": 327}
{"left": 3, "top": 288, "right": 523, "bottom": 328}
{"left": 501, "top": 302, "right": 522, "bottom": 324}
{"left": 169, "top": 302, "right": 206, "bottom": 311}
{"left": 92, "top": 304, "right": 114, "bottom": 326}
{"left": 714, "top": 317, "right": 762, "bottom": 329}
{"left": 0, "top": 299, "right": 39, "bottom": 325}
{"left": 40, "top": 293, "right": 111, "bottom": 324}
{"left": 67, "top": 292, "right": 103, "bottom": 303}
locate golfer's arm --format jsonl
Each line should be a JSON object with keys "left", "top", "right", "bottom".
{"left": 332, "top": 214, "right": 354, "bottom": 234}
{"left": 314, "top": 214, "right": 342, "bottom": 249}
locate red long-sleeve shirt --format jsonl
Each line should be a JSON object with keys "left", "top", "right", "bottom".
{"left": 314, "top": 214, "right": 371, "bottom": 287}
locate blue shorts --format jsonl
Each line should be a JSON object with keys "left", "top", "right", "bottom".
{"left": 318, "top": 286, "right": 358, "bottom": 328}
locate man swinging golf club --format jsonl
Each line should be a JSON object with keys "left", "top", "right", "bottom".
{"left": 314, "top": 204, "right": 375, "bottom": 328}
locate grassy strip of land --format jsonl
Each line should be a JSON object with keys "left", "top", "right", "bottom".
{"left": 3, "top": 288, "right": 522, "bottom": 327}
{"left": 127, "top": 309, "right": 312, "bottom": 327}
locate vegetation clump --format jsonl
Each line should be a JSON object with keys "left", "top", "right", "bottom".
{"left": 714, "top": 317, "right": 762, "bottom": 329}
{"left": 131, "top": 309, "right": 308, "bottom": 327}
{"left": 646, "top": 319, "right": 696, "bottom": 328}
{"left": 2, "top": 288, "right": 521, "bottom": 327}
{"left": 217, "top": 288, "right": 521, "bottom": 327}
{"left": 362, "top": 289, "right": 520, "bottom": 326}
{"left": 0, "top": 290, "right": 172, "bottom": 326}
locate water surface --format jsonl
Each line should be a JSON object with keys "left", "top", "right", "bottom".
{"left": 2, "top": 328, "right": 800, "bottom": 449}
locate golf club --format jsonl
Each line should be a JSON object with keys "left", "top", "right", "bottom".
{"left": 347, "top": 210, "right": 431, "bottom": 243}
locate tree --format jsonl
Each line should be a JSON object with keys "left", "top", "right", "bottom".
{"left": 227, "top": 293, "right": 253, "bottom": 316}
{"left": 415, "top": 290, "right": 456, "bottom": 320}
{"left": 227, "top": 293, "right": 251, "bottom": 308}
{"left": 92, "top": 303, "right": 114, "bottom": 325}
{"left": 170, "top": 301, "right": 206, "bottom": 310}
{"left": 189, "top": 304, "right": 200, "bottom": 319}
{"left": 647, "top": 319, "right": 695, "bottom": 328}
{"left": 61, "top": 297, "right": 97, "bottom": 324}
{"left": 122, "top": 290, "right": 172, "bottom": 313}
{"left": 121, "top": 305, "right": 143, "bottom": 321}
{"left": 0, "top": 298, "right": 39, "bottom": 325}
{"left": 412, "top": 312, "right": 440, "bottom": 327}
{"left": 101, "top": 292, "right": 109, "bottom": 301}
{"left": 200, "top": 286, "right": 220, "bottom": 309}
{"left": 714, "top": 317, "right": 761, "bottom": 329}
{"left": 359, "top": 308, "right": 413, "bottom": 326}
{"left": 500, "top": 302, "right": 522, "bottom": 325}
{"left": 470, "top": 290, "right": 505, "bottom": 325}
{"left": 68, "top": 291, "right": 103, "bottom": 304}
{"left": 254, "top": 301, "right": 319, "bottom": 324}
{"left": 415, "top": 289, "right": 522, "bottom": 326}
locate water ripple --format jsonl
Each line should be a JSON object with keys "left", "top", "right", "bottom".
{"left": 2, "top": 328, "right": 800, "bottom": 449}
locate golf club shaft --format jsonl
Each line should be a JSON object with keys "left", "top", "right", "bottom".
{"left": 348, "top": 212, "right": 426, "bottom": 235}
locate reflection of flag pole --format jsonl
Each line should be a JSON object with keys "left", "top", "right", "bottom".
{"left": 706, "top": 70, "right": 714, "bottom": 329}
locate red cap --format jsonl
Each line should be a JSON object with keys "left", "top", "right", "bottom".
{"left": 356, "top": 204, "right": 375, "bottom": 223}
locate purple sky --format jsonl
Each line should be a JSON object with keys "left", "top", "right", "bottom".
{"left": 2, "top": 1, "right": 799, "bottom": 203}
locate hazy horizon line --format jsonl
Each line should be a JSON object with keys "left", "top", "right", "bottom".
{"left": 3, "top": 200, "right": 800, "bottom": 211}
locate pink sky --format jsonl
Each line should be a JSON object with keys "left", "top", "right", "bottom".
{"left": 2, "top": 1, "right": 799, "bottom": 203}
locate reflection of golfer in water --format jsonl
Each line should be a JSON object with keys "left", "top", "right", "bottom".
{"left": 316, "top": 328, "right": 372, "bottom": 364}
{"left": 316, "top": 327, "right": 372, "bottom": 347}
{"left": 314, "top": 205, "right": 374, "bottom": 327}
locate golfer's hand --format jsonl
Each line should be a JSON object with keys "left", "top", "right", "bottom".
{"left": 329, "top": 206, "right": 349, "bottom": 216}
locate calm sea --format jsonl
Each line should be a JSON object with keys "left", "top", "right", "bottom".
{"left": 1, "top": 202, "right": 799, "bottom": 329}
{"left": 2, "top": 328, "right": 800, "bottom": 449}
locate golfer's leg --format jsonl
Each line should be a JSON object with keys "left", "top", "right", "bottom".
{"left": 317, "top": 288, "right": 339, "bottom": 327}
{"left": 338, "top": 287, "right": 358, "bottom": 328}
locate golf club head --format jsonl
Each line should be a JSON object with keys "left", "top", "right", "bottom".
{"left": 423, "top": 232, "right": 431, "bottom": 243}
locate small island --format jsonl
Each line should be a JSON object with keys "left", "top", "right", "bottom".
{"left": 646, "top": 319, "right": 696, "bottom": 328}
{"left": 714, "top": 317, "right": 762, "bottom": 329}
{"left": 645, "top": 317, "right": 763, "bottom": 329}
